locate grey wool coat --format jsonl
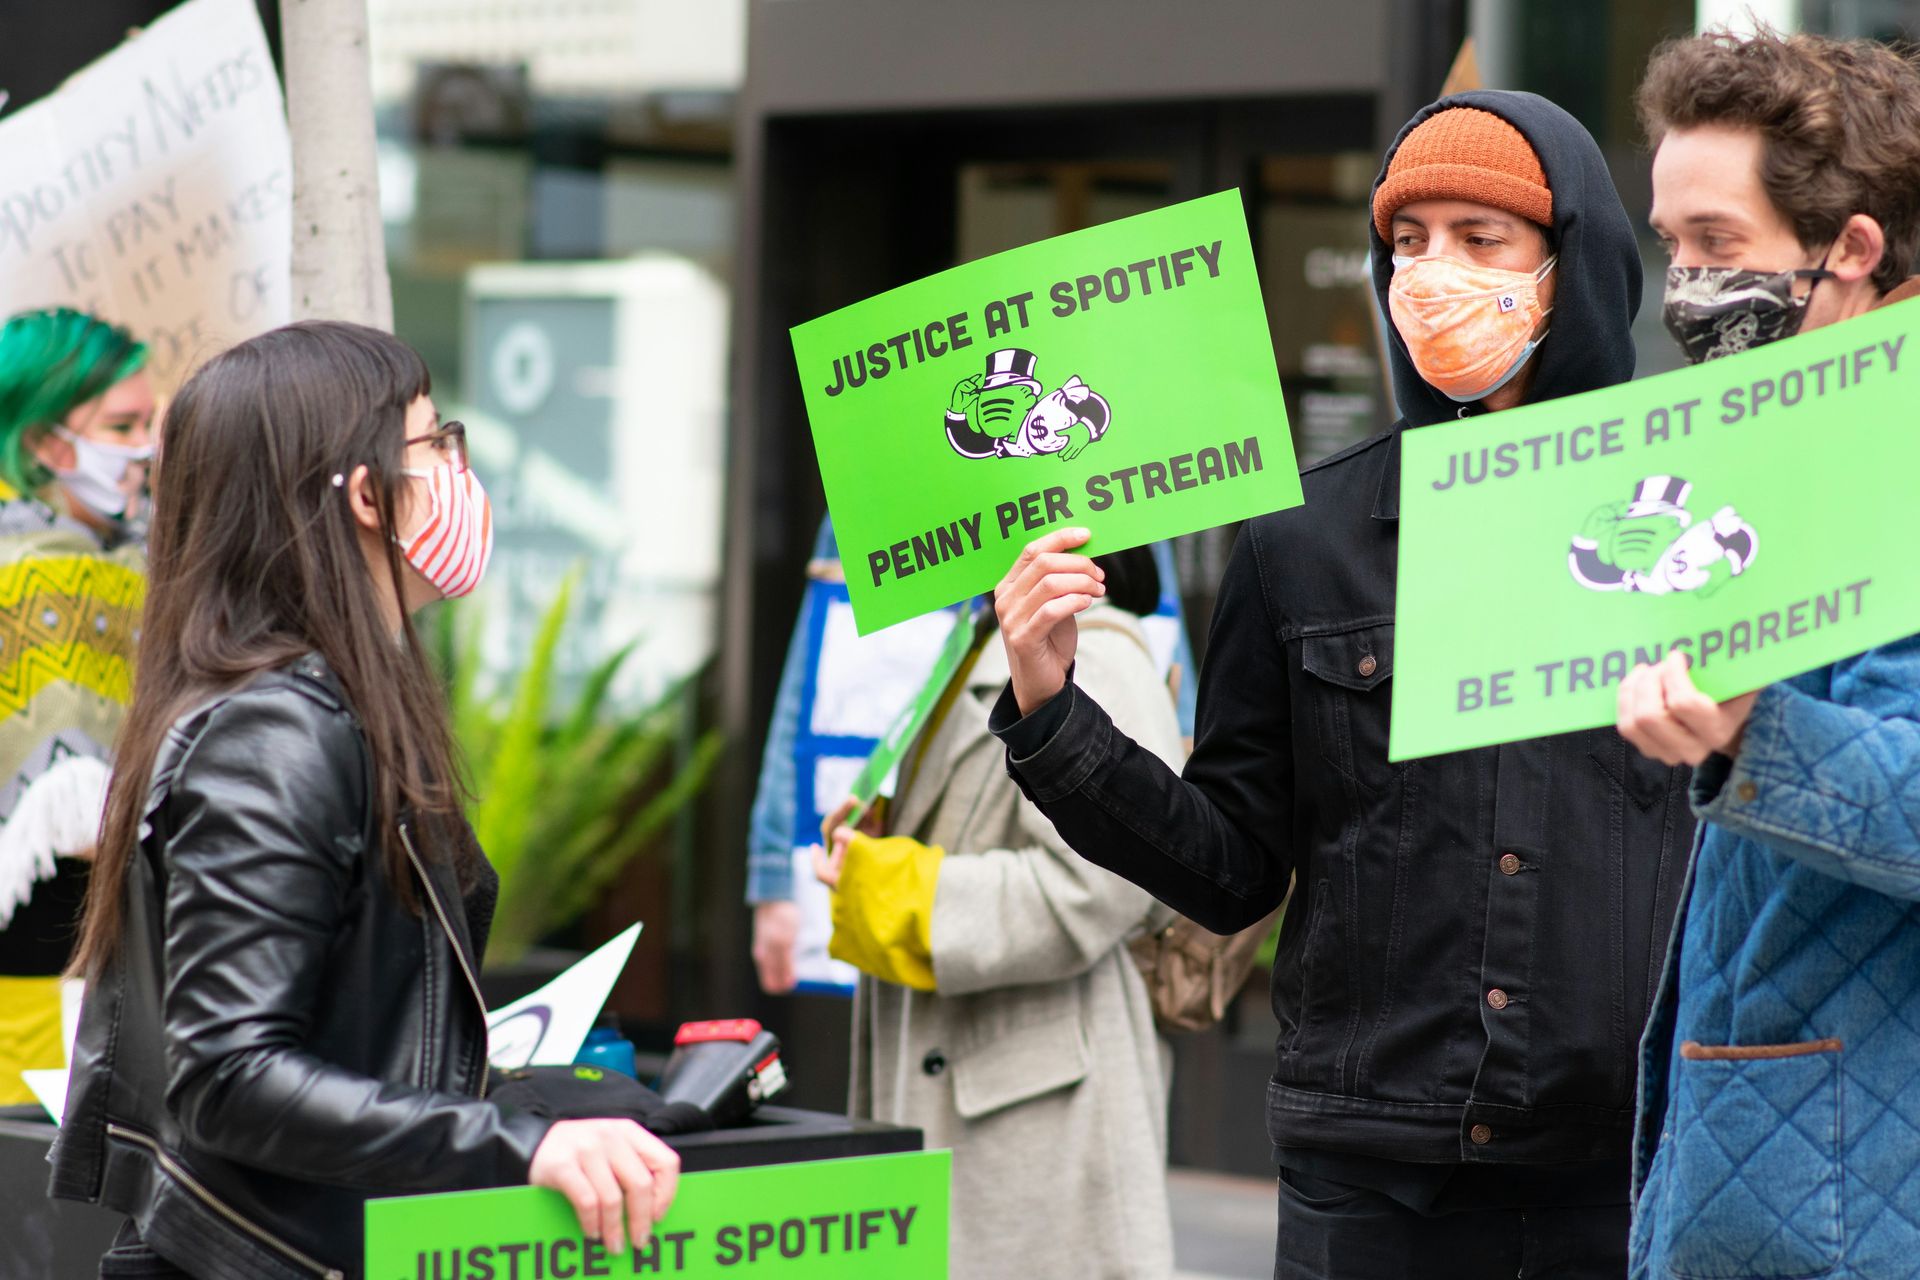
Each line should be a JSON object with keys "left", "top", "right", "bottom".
{"left": 848, "top": 605, "right": 1183, "bottom": 1279}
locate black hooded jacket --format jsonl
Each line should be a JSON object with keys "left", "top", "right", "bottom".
{"left": 989, "top": 92, "right": 1695, "bottom": 1183}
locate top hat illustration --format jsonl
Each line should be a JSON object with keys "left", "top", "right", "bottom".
{"left": 981, "top": 348, "right": 1043, "bottom": 394}
{"left": 1624, "top": 475, "right": 1692, "bottom": 520}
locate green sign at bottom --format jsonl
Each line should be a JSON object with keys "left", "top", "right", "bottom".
{"left": 365, "top": 1150, "right": 949, "bottom": 1279}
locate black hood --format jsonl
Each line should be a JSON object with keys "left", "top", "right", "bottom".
{"left": 1370, "top": 90, "right": 1642, "bottom": 427}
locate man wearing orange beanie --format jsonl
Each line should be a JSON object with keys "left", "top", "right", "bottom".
{"left": 991, "top": 93, "right": 1682, "bottom": 1277}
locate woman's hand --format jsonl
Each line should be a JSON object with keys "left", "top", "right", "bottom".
{"left": 529, "top": 1118, "right": 680, "bottom": 1254}
{"left": 814, "top": 797, "right": 853, "bottom": 892}
{"left": 815, "top": 797, "right": 885, "bottom": 890}
{"left": 994, "top": 528, "right": 1104, "bottom": 716}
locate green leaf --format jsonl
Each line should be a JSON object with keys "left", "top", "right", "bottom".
{"left": 429, "top": 566, "right": 724, "bottom": 964}
{"left": 470, "top": 574, "right": 574, "bottom": 881}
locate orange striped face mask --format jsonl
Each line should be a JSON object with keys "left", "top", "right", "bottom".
{"left": 396, "top": 463, "right": 494, "bottom": 599}
{"left": 1388, "top": 253, "right": 1555, "bottom": 403}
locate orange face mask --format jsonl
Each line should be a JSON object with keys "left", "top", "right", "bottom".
{"left": 1388, "top": 254, "right": 1556, "bottom": 403}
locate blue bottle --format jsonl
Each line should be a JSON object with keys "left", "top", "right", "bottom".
{"left": 574, "top": 1018, "right": 637, "bottom": 1079}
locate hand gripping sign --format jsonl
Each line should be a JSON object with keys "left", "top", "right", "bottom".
{"left": 1390, "top": 298, "right": 1920, "bottom": 761}
{"left": 792, "top": 191, "right": 1302, "bottom": 635}
{"left": 366, "top": 1151, "right": 950, "bottom": 1278}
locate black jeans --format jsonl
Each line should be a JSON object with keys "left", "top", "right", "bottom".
{"left": 98, "top": 1221, "right": 194, "bottom": 1278}
{"left": 1274, "top": 1168, "right": 1629, "bottom": 1280}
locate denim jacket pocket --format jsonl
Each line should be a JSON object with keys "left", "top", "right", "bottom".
{"left": 1298, "top": 623, "right": 1395, "bottom": 795}
{"left": 1666, "top": 1039, "right": 1843, "bottom": 1280}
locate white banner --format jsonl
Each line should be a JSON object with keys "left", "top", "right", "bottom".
{"left": 0, "top": 0, "right": 292, "bottom": 388}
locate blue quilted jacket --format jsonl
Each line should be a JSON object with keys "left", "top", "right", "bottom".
{"left": 1631, "top": 636, "right": 1920, "bottom": 1280}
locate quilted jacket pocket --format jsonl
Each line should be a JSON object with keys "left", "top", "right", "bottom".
{"left": 1666, "top": 1039, "right": 1843, "bottom": 1280}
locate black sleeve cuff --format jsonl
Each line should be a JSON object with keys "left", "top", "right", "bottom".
{"left": 1689, "top": 750, "right": 1735, "bottom": 809}
{"left": 987, "top": 667, "right": 1075, "bottom": 758}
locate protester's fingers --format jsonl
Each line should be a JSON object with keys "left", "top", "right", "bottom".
{"left": 1619, "top": 664, "right": 1691, "bottom": 764}
{"left": 819, "top": 797, "right": 856, "bottom": 849}
{"left": 1026, "top": 592, "right": 1096, "bottom": 636}
{"left": 997, "top": 528, "right": 1094, "bottom": 594}
{"left": 546, "top": 1163, "right": 601, "bottom": 1244}
{"left": 1616, "top": 664, "right": 1654, "bottom": 742}
{"left": 827, "top": 827, "right": 858, "bottom": 881}
{"left": 1655, "top": 654, "right": 1722, "bottom": 760}
{"left": 1662, "top": 674, "right": 1731, "bottom": 751}
{"left": 810, "top": 840, "right": 838, "bottom": 890}
{"left": 1009, "top": 572, "right": 1105, "bottom": 629}
{"left": 819, "top": 799, "right": 857, "bottom": 852}
{"left": 1005, "top": 552, "right": 1104, "bottom": 613}
{"left": 629, "top": 1125, "right": 682, "bottom": 1229}
{"left": 603, "top": 1132, "right": 656, "bottom": 1252}
{"left": 1000, "top": 567, "right": 1105, "bottom": 643}
{"left": 1002, "top": 552, "right": 1104, "bottom": 619}
{"left": 579, "top": 1146, "right": 625, "bottom": 1251}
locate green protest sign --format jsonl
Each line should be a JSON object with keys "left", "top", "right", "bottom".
{"left": 365, "top": 1150, "right": 950, "bottom": 1279}
{"left": 845, "top": 607, "right": 982, "bottom": 823}
{"left": 1391, "top": 299, "right": 1920, "bottom": 762}
{"left": 792, "top": 189, "right": 1301, "bottom": 634}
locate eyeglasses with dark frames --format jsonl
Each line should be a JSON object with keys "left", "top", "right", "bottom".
{"left": 402, "top": 420, "right": 469, "bottom": 474}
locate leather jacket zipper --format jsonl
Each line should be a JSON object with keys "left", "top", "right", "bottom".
{"left": 399, "top": 822, "right": 492, "bottom": 1099}
{"left": 105, "top": 1123, "right": 343, "bottom": 1279}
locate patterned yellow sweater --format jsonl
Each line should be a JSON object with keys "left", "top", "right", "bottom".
{"left": 0, "top": 480, "right": 144, "bottom": 1105}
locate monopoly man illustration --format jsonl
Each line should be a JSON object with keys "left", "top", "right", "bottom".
{"left": 944, "top": 347, "right": 1112, "bottom": 462}
{"left": 1568, "top": 474, "right": 1759, "bottom": 597}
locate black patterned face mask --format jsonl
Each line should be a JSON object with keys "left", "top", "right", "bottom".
{"left": 1661, "top": 261, "right": 1835, "bottom": 365}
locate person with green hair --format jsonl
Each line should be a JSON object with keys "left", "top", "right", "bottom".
{"left": 0, "top": 307, "right": 154, "bottom": 1107}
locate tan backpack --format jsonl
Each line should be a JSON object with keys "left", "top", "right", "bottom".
{"left": 1128, "top": 898, "right": 1286, "bottom": 1033}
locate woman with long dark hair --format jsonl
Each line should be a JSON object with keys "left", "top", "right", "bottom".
{"left": 50, "top": 322, "right": 677, "bottom": 1280}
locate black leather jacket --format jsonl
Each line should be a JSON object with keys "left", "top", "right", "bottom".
{"left": 49, "top": 656, "right": 549, "bottom": 1280}
{"left": 992, "top": 428, "right": 1695, "bottom": 1169}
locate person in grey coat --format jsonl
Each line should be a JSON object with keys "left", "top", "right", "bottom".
{"left": 817, "top": 548, "right": 1182, "bottom": 1279}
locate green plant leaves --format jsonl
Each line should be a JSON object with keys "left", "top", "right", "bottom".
{"left": 436, "top": 572, "right": 723, "bottom": 964}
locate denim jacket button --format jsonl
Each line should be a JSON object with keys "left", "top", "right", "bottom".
{"left": 1470, "top": 1124, "right": 1493, "bottom": 1145}
{"left": 1736, "top": 780, "right": 1758, "bottom": 803}
{"left": 1357, "top": 654, "right": 1378, "bottom": 678}
{"left": 1487, "top": 988, "right": 1510, "bottom": 1010}
{"left": 1499, "top": 853, "right": 1521, "bottom": 875}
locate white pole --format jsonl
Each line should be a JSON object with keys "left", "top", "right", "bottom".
{"left": 280, "top": 0, "right": 395, "bottom": 329}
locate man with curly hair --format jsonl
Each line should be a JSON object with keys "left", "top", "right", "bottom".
{"left": 1620, "top": 28, "right": 1920, "bottom": 1280}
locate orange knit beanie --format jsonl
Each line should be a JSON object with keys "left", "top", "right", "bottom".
{"left": 1372, "top": 107, "right": 1552, "bottom": 241}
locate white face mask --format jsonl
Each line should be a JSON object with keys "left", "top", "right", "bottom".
{"left": 393, "top": 462, "right": 494, "bottom": 599}
{"left": 53, "top": 428, "right": 152, "bottom": 519}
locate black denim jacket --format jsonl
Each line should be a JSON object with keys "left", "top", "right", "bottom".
{"left": 992, "top": 428, "right": 1694, "bottom": 1168}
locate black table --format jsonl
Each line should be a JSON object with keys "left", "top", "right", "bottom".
{"left": 0, "top": 1104, "right": 921, "bottom": 1278}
